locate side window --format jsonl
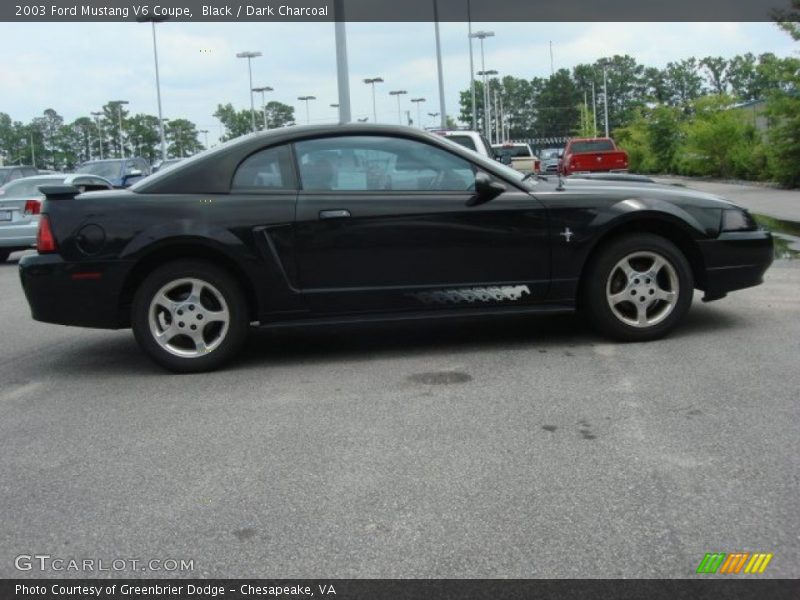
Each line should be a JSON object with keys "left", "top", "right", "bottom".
{"left": 232, "top": 145, "right": 296, "bottom": 191}
{"left": 294, "top": 136, "right": 475, "bottom": 192}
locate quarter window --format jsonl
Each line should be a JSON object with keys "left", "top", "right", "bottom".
{"left": 294, "top": 136, "right": 475, "bottom": 192}
{"left": 232, "top": 145, "right": 296, "bottom": 191}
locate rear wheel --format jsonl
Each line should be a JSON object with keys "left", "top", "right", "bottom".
{"left": 132, "top": 260, "right": 249, "bottom": 372}
{"left": 582, "top": 234, "right": 693, "bottom": 342}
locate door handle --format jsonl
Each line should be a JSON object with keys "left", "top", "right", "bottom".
{"left": 319, "top": 209, "right": 351, "bottom": 220}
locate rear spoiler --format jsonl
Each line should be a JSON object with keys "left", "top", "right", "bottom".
{"left": 38, "top": 185, "right": 79, "bottom": 200}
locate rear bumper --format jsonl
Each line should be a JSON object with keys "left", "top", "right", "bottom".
{"left": 0, "top": 220, "right": 37, "bottom": 249}
{"left": 697, "top": 230, "right": 774, "bottom": 299}
{"left": 19, "top": 254, "right": 132, "bottom": 329}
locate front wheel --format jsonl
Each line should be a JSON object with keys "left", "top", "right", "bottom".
{"left": 582, "top": 234, "right": 694, "bottom": 342}
{"left": 132, "top": 260, "right": 249, "bottom": 372}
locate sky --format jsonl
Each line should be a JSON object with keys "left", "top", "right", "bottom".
{"left": 0, "top": 21, "right": 796, "bottom": 144}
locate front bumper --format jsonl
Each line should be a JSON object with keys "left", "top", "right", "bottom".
{"left": 19, "top": 254, "right": 133, "bottom": 329}
{"left": 697, "top": 230, "right": 774, "bottom": 300}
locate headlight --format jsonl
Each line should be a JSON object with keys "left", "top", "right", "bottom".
{"left": 721, "top": 208, "right": 757, "bottom": 232}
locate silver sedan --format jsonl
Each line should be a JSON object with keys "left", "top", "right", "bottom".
{"left": 0, "top": 173, "right": 114, "bottom": 262}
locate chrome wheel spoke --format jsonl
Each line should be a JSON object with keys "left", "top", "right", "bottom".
{"left": 609, "top": 291, "right": 629, "bottom": 306}
{"left": 635, "top": 302, "right": 648, "bottom": 326}
{"left": 653, "top": 288, "right": 676, "bottom": 303}
{"left": 148, "top": 277, "right": 230, "bottom": 359}
{"left": 649, "top": 255, "right": 666, "bottom": 277}
{"left": 620, "top": 258, "right": 638, "bottom": 283}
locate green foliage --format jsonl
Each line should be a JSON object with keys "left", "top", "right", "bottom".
{"left": 677, "top": 95, "right": 761, "bottom": 179}
{"left": 766, "top": 89, "right": 800, "bottom": 187}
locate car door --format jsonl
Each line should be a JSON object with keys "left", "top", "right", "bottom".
{"left": 293, "top": 134, "right": 550, "bottom": 314}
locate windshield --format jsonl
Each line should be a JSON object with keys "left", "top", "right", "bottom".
{"left": 0, "top": 176, "right": 64, "bottom": 198}
{"left": 570, "top": 140, "right": 615, "bottom": 153}
{"left": 541, "top": 149, "right": 561, "bottom": 159}
{"left": 493, "top": 145, "right": 532, "bottom": 158}
{"left": 76, "top": 161, "right": 124, "bottom": 179}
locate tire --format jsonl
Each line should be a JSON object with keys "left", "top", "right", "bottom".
{"left": 582, "top": 233, "right": 693, "bottom": 342}
{"left": 0, "top": 249, "right": 10, "bottom": 263}
{"left": 131, "top": 260, "right": 249, "bottom": 373}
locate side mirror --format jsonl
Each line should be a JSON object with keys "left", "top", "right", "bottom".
{"left": 467, "top": 172, "right": 505, "bottom": 207}
{"left": 122, "top": 169, "right": 143, "bottom": 186}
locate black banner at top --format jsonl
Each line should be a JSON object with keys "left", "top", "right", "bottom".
{"left": 1, "top": 0, "right": 795, "bottom": 22}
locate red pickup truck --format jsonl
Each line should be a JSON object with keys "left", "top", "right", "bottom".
{"left": 559, "top": 137, "right": 629, "bottom": 175}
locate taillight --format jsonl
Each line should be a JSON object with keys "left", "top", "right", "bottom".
{"left": 24, "top": 199, "right": 41, "bottom": 215}
{"left": 37, "top": 215, "right": 56, "bottom": 253}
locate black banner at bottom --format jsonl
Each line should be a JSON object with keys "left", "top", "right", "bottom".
{"left": 2, "top": 579, "right": 799, "bottom": 600}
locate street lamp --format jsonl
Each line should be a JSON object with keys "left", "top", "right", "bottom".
{"left": 199, "top": 129, "right": 209, "bottom": 148}
{"left": 111, "top": 100, "right": 129, "bottom": 158}
{"left": 363, "top": 77, "right": 384, "bottom": 123}
{"left": 470, "top": 30, "right": 494, "bottom": 139}
{"left": 136, "top": 14, "right": 169, "bottom": 162}
{"left": 477, "top": 70, "right": 497, "bottom": 144}
{"left": 252, "top": 85, "right": 274, "bottom": 129}
{"left": 357, "top": 117, "right": 369, "bottom": 123}
{"left": 601, "top": 62, "right": 610, "bottom": 137}
{"left": 91, "top": 111, "right": 104, "bottom": 159}
{"left": 427, "top": 111, "right": 440, "bottom": 128}
{"left": 411, "top": 98, "right": 426, "bottom": 129}
{"left": 388, "top": 90, "right": 407, "bottom": 125}
{"left": 236, "top": 51, "right": 262, "bottom": 132}
{"left": 297, "top": 96, "right": 316, "bottom": 125}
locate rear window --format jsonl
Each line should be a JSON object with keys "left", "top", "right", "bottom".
{"left": 445, "top": 135, "right": 477, "bottom": 152}
{"left": 493, "top": 145, "right": 532, "bottom": 158}
{"left": 76, "top": 161, "right": 124, "bottom": 179}
{"left": 570, "top": 140, "right": 615, "bottom": 153}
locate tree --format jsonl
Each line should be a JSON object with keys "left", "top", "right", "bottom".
{"left": 663, "top": 59, "right": 705, "bottom": 108}
{"left": 213, "top": 103, "right": 254, "bottom": 140}
{"left": 701, "top": 57, "right": 729, "bottom": 95}
{"left": 263, "top": 101, "right": 295, "bottom": 128}
{"left": 532, "top": 69, "right": 581, "bottom": 138}
{"left": 126, "top": 114, "right": 162, "bottom": 162}
{"left": 773, "top": 0, "right": 800, "bottom": 40}
{"left": 165, "top": 118, "right": 202, "bottom": 158}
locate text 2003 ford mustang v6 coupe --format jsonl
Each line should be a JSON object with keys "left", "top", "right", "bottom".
{"left": 19, "top": 124, "right": 773, "bottom": 372}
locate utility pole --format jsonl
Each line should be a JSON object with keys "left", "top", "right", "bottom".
{"left": 236, "top": 51, "right": 262, "bottom": 132}
{"left": 389, "top": 90, "right": 407, "bottom": 125}
{"left": 467, "top": 0, "right": 477, "bottom": 130}
{"left": 433, "top": 0, "right": 446, "bottom": 130}
{"left": 252, "top": 86, "right": 274, "bottom": 129}
{"left": 471, "top": 31, "right": 495, "bottom": 138}
{"left": 137, "top": 14, "right": 169, "bottom": 162}
{"left": 112, "top": 100, "right": 129, "bottom": 158}
{"left": 334, "top": 0, "right": 351, "bottom": 123}
{"left": 363, "top": 77, "right": 384, "bottom": 123}
{"left": 603, "top": 64, "right": 609, "bottom": 137}
{"left": 411, "top": 98, "right": 426, "bottom": 129}
{"left": 592, "top": 81, "right": 597, "bottom": 137}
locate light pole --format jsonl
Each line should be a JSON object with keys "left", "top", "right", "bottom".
{"left": 477, "top": 70, "right": 497, "bottom": 143}
{"left": 389, "top": 90, "right": 407, "bottom": 125}
{"left": 466, "top": 0, "right": 477, "bottom": 130}
{"left": 136, "top": 14, "right": 169, "bottom": 162}
{"left": 199, "top": 129, "right": 209, "bottom": 148}
{"left": 592, "top": 81, "right": 597, "bottom": 137}
{"left": 432, "top": 0, "right": 446, "bottom": 130}
{"left": 111, "top": 100, "right": 129, "bottom": 158}
{"left": 363, "top": 77, "right": 384, "bottom": 123}
{"left": 298, "top": 96, "right": 316, "bottom": 125}
{"left": 411, "top": 98, "right": 426, "bottom": 129}
{"left": 91, "top": 111, "right": 104, "bottom": 159}
{"left": 252, "top": 86, "right": 274, "bottom": 129}
{"left": 236, "top": 51, "right": 262, "bottom": 132}
{"left": 330, "top": 103, "right": 340, "bottom": 121}
{"left": 602, "top": 63, "right": 610, "bottom": 137}
{"left": 428, "top": 112, "right": 439, "bottom": 128}
{"left": 471, "top": 30, "right": 494, "bottom": 138}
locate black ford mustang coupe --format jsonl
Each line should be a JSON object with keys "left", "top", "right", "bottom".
{"left": 19, "top": 125, "right": 772, "bottom": 372}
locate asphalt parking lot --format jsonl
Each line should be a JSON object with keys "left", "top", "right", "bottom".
{"left": 1, "top": 181, "right": 798, "bottom": 579}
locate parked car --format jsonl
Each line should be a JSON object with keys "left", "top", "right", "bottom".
{"left": 433, "top": 130, "right": 495, "bottom": 159}
{"left": 75, "top": 157, "right": 151, "bottom": 188}
{"left": 20, "top": 124, "right": 772, "bottom": 372}
{"left": 539, "top": 148, "right": 562, "bottom": 174}
{"left": 492, "top": 142, "right": 540, "bottom": 174}
{"left": 0, "top": 173, "right": 113, "bottom": 262}
{"left": 0, "top": 165, "right": 38, "bottom": 186}
{"left": 152, "top": 158, "right": 183, "bottom": 173}
{"left": 560, "top": 137, "right": 629, "bottom": 175}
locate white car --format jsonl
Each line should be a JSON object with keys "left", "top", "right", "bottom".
{"left": 0, "top": 173, "right": 113, "bottom": 262}
{"left": 433, "top": 130, "right": 495, "bottom": 159}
